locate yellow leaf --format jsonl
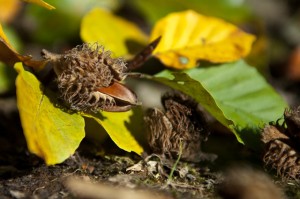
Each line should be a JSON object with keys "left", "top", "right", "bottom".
{"left": 22, "top": 0, "right": 55, "bottom": 10}
{"left": 81, "top": 8, "right": 148, "bottom": 57}
{"left": 0, "top": 0, "right": 21, "bottom": 23}
{"left": 150, "top": 10, "right": 256, "bottom": 69}
{"left": 0, "top": 24, "right": 14, "bottom": 49}
{"left": 15, "top": 63, "right": 85, "bottom": 165}
{"left": 84, "top": 110, "right": 144, "bottom": 155}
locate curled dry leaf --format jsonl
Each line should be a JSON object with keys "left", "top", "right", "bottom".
{"left": 145, "top": 91, "right": 217, "bottom": 162}
{"left": 150, "top": 10, "right": 256, "bottom": 69}
{"left": 0, "top": 24, "right": 46, "bottom": 70}
{"left": 126, "top": 36, "right": 161, "bottom": 70}
{"left": 261, "top": 107, "right": 300, "bottom": 179}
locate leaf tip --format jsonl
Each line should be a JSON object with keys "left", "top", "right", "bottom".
{"left": 14, "top": 62, "right": 23, "bottom": 73}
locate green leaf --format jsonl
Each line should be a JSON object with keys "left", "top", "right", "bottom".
{"left": 83, "top": 108, "right": 144, "bottom": 155}
{"left": 129, "top": 0, "right": 252, "bottom": 25}
{"left": 15, "top": 63, "right": 85, "bottom": 165}
{"left": 185, "top": 60, "right": 287, "bottom": 126}
{"left": 154, "top": 69, "right": 235, "bottom": 139}
{"left": 80, "top": 8, "right": 148, "bottom": 57}
{"left": 154, "top": 60, "right": 288, "bottom": 144}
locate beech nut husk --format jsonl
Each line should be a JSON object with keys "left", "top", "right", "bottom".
{"left": 261, "top": 107, "right": 300, "bottom": 179}
{"left": 42, "top": 43, "right": 138, "bottom": 112}
{"left": 144, "top": 92, "right": 217, "bottom": 163}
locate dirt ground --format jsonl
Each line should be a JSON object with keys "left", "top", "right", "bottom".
{"left": 0, "top": 97, "right": 299, "bottom": 199}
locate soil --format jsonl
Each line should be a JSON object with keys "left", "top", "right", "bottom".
{"left": 0, "top": 97, "right": 299, "bottom": 199}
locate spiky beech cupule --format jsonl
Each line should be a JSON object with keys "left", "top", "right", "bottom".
{"left": 42, "top": 43, "right": 137, "bottom": 112}
{"left": 261, "top": 107, "right": 300, "bottom": 179}
{"left": 144, "top": 91, "right": 217, "bottom": 163}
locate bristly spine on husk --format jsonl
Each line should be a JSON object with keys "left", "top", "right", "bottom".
{"left": 261, "top": 107, "right": 300, "bottom": 180}
{"left": 144, "top": 91, "right": 216, "bottom": 163}
{"left": 42, "top": 43, "right": 129, "bottom": 112}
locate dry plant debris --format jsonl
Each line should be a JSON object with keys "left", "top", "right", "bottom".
{"left": 125, "top": 154, "right": 217, "bottom": 199}
{"left": 145, "top": 91, "right": 216, "bottom": 163}
{"left": 261, "top": 107, "right": 300, "bottom": 179}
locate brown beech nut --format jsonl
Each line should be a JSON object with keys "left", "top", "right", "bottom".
{"left": 42, "top": 44, "right": 138, "bottom": 112}
{"left": 144, "top": 92, "right": 216, "bottom": 163}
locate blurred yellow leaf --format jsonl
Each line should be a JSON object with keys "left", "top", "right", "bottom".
{"left": 81, "top": 8, "right": 148, "bottom": 57}
{"left": 0, "top": 24, "right": 14, "bottom": 49}
{"left": 22, "top": 0, "right": 55, "bottom": 10}
{"left": 0, "top": 23, "right": 46, "bottom": 70}
{"left": 0, "top": 0, "right": 21, "bottom": 23}
{"left": 150, "top": 10, "right": 256, "bottom": 69}
{"left": 84, "top": 111, "right": 144, "bottom": 155}
{"left": 15, "top": 63, "right": 85, "bottom": 165}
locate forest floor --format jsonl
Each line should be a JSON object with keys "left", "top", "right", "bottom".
{"left": 0, "top": 98, "right": 299, "bottom": 199}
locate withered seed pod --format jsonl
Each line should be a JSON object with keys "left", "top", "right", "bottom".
{"left": 144, "top": 92, "right": 216, "bottom": 163}
{"left": 261, "top": 107, "right": 300, "bottom": 179}
{"left": 42, "top": 44, "right": 138, "bottom": 112}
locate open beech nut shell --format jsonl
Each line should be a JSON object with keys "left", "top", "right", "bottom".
{"left": 97, "top": 82, "right": 138, "bottom": 112}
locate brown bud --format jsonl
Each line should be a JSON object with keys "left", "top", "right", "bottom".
{"left": 42, "top": 44, "right": 138, "bottom": 112}
{"left": 144, "top": 92, "right": 216, "bottom": 163}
